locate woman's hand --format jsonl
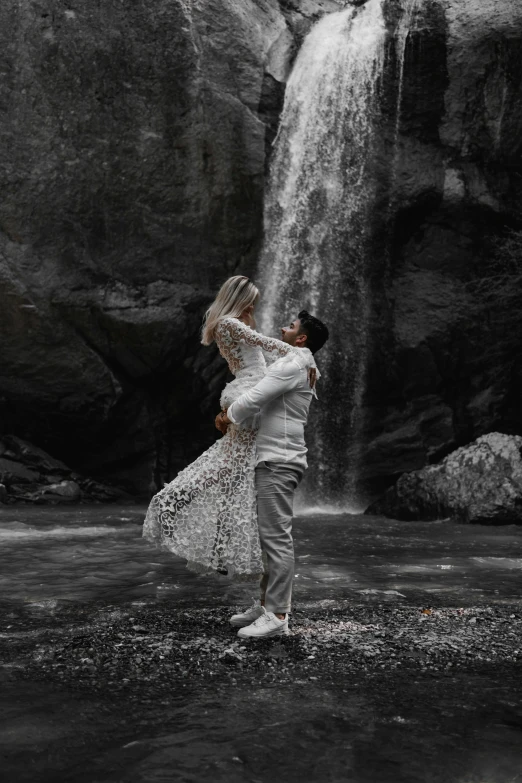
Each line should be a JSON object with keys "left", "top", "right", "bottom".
{"left": 308, "top": 367, "right": 317, "bottom": 389}
{"left": 215, "top": 409, "right": 231, "bottom": 434}
{"left": 240, "top": 304, "right": 256, "bottom": 329}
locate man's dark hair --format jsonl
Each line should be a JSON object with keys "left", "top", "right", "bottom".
{"left": 298, "top": 310, "right": 329, "bottom": 354}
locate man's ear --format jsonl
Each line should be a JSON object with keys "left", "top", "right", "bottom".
{"left": 296, "top": 332, "right": 308, "bottom": 348}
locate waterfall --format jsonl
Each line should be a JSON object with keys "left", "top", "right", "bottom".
{"left": 394, "top": 0, "right": 422, "bottom": 139}
{"left": 257, "top": 0, "right": 388, "bottom": 510}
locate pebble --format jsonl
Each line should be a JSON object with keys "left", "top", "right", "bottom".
{"left": 4, "top": 604, "right": 520, "bottom": 693}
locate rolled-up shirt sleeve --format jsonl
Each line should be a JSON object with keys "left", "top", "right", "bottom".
{"left": 228, "top": 360, "right": 300, "bottom": 425}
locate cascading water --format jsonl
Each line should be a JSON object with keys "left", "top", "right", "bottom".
{"left": 394, "top": 0, "right": 422, "bottom": 129}
{"left": 257, "top": 0, "right": 388, "bottom": 510}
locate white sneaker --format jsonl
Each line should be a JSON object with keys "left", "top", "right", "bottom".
{"left": 237, "top": 607, "right": 289, "bottom": 639}
{"left": 229, "top": 599, "right": 264, "bottom": 628}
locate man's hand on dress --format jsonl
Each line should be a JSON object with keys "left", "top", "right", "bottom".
{"left": 215, "top": 409, "right": 231, "bottom": 434}
{"left": 308, "top": 367, "right": 316, "bottom": 389}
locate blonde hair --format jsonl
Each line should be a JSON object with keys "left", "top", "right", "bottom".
{"left": 201, "top": 275, "right": 260, "bottom": 345}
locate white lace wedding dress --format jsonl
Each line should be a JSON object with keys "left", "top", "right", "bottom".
{"left": 142, "top": 317, "right": 316, "bottom": 580}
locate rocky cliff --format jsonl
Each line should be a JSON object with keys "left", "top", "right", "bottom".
{"left": 0, "top": 0, "right": 521, "bottom": 499}
{"left": 0, "top": 0, "right": 339, "bottom": 492}
{"left": 359, "top": 0, "right": 522, "bottom": 500}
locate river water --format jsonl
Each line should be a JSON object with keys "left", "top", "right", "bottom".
{"left": 1, "top": 505, "right": 522, "bottom": 783}
{"left": 1, "top": 504, "right": 521, "bottom": 609}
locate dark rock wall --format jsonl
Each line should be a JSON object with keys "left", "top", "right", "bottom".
{"left": 0, "top": 0, "right": 334, "bottom": 492}
{"left": 359, "top": 0, "right": 522, "bottom": 499}
{"left": 0, "top": 0, "right": 521, "bottom": 498}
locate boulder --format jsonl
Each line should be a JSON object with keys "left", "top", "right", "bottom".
{"left": 40, "top": 480, "right": 82, "bottom": 502}
{"left": 366, "top": 433, "right": 522, "bottom": 525}
{"left": 0, "top": 458, "right": 40, "bottom": 485}
{"left": 72, "top": 476, "right": 126, "bottom": 503}
{"left": 1, "top": 435, "right": 69, "bottom": 474}
{"left": 0, "top": 435, "right": 125, "bottom": 504}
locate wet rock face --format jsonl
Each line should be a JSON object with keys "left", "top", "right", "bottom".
{"left": 1, "top": 0, "right": 286, "bottom": 287}
{"left": 359, "top": 0, "right": 522, "bottom": 497}
{"left": 366, "top": 433, "right": 522, "bottom": 524}
{"left": 0, "top": 0, "right": 521, "bottom": 497}
{"left": 0, "top": 0, "right": 349, "bottom": 493}
{"left": 0, "top": 0, "right": 309, "bottom": 491}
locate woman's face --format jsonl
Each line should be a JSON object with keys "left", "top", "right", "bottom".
{"left": 240, "top": 300, "right": 257, "bottom": 324}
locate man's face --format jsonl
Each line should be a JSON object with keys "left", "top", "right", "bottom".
{"left": 281, "top": 317, "right": 307, "bottom": 348}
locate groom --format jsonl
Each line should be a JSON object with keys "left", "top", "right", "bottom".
{"left": 215, "top": 310, "right": 329, "bottom": 639}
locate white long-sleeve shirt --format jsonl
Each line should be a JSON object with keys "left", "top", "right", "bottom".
{"left": 227, "top": 350, "right": 314, "bottom": 471}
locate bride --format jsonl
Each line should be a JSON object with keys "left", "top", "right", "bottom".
{"left": 142, "top": 275, "right": 318, "bottom": 580}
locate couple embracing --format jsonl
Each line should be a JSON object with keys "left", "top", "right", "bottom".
{"left": 143, "top": 276, "right": 329, "bottom": 639}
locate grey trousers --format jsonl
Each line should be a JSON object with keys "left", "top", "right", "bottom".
{"left": 255, "top": 461, "right": 303, "bottom": 615}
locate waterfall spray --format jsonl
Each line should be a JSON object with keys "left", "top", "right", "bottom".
{"left": 257, "top": 0, "right": 388, "bottom": 509}
{"left": 394, "top": 0, "right": 423, "bottom": 139}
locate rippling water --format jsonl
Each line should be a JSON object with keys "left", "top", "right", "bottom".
{"left": 1, "top": 504, "right": 521, "bottom": 610}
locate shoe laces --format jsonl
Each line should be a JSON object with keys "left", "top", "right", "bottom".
{"left": 251, "top": 608, "right": 283, "bottom": 627}
{"left": 252, "top": 608, "right": 271, "bottom": 626}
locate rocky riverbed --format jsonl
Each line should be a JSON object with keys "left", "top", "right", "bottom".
{"left": 4, "top": 603, "right": 521, "bottom": 693}
{"left": 1, "top": 506, "right": 522, "bottom": 781}
{"left": 2, "top": 600, "right": 522, "bottom": 782}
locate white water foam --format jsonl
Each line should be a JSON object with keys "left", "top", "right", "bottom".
{"left": 0, "top": 524, "right": 138, "bottom": 541}
{"left": 295, "top": 494, "right": 366, "bottom": 516}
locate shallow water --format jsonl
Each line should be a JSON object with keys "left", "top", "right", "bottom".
{"left": 1, "top": 505, "right": 521, "bottom": 610}
{"left": 1, "top": 505, "right": 522, "bottom": 783}
{"left": 4, "top": 673, "right": 522, "bottom": 783}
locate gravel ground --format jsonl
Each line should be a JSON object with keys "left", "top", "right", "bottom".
{"left": 2, "top": 602, "right": 521, "bottom": 692}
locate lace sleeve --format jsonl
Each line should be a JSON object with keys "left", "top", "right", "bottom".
{"left": 217, "top": 318, "right": 292, "bottom": 358}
